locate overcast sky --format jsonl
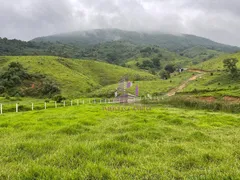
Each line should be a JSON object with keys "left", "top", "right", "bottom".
{"left": 1, "top": 0, "right": 240, "bottom": 46}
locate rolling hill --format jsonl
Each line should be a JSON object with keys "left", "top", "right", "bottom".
{"left": 0, "top": 56, "right": 156, "bottom": 98}
{"left": 1, "top": 34, "right": 235, "bottom": 68}
{"left": 173, "top": 52, "right": 240, "bottom": 97}
{"left": 193, "top": 52, "right": 240, "bottom": 71}
{"left": 32, "top": 28, "right": 240, "bottom": 53}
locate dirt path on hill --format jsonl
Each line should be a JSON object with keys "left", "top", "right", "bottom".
{"left": 167, "top": 69, "right": 206, "bottom": 97}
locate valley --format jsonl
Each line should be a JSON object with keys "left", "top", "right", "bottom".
{"left": 1, "top": 28, "right": 240, "bottom": 179}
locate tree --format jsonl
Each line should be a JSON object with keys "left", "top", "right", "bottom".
{"left": 140, "top": 60, "right": 154, "bottom": 70}
{"left": 151, "top": 58, "right": 161, "bottom": 69}
{"left": 223, "top": 58, "right": 238, "bottom": 77}
{"left": 53, "top": 95, "right": 66, "bottom": 103}
{"left": 159, "top": 70, "right": 170, "bottom": 80}
{"left": 165, "top": 64, "right": 175, "bottom": 73}
{"left": 106, "top": 53, "right": 118, "bottom": 64}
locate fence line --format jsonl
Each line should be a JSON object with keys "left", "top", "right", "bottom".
{"left": 0, "top": 98, "right": 140, "bottom": 115}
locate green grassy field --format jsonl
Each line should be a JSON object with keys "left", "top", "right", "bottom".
{"left": 0, "top": 56, "right": 156, "bottom": 98}
{"left": 0, "top": 104, "right": 239, "bottom": 179}
{"left": 90, "top": 71, "right": 194, "bottom": 97}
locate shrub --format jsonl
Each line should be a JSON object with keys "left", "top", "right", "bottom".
{"left": 165, "top": 64, "right": 175, "bottom": 73}
{"left": 159, "top": 70, "right": 170, "bottom": 80}
{"left": 52, "top": 95, "right": 66, "bottom": 103}
{"left": 41, "top": 82, "right": 60, "bottom": 97}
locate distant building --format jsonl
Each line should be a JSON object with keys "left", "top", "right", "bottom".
{"left": 179, "top": 68, "right": 184, "bottom": 72}
{"left": 179, "top": 68, "right": 188, "bottom": 72}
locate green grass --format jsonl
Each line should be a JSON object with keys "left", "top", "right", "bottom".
{"left": 181, "top": 71, "right": 240, "bottom": 97}
{"left": 193, "top": 52, "right": 240, "bottom": 71}
{"left": 146, "top": 95, "right": 240, "bottom": 113}
{"left": 175, "top": 51, "right": 240, "bottom": 97}
{"left": 0, "top": 56, "right": 156, "bottom": 98}
{"left": 90, "top": 71, "right": 194, "bottom": 97}
{"left": 0, "top": 97, "right": 107, "bottom": 113}
{"left": 0, "top": 104, "right": 240, "bottom": 179}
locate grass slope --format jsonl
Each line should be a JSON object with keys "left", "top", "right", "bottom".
{"left": 0, "top": 104, "right": 239, "bottom": 179}
{"left": 180, "top": 52, "right": 240, "bottom": 97}
{"left": 193, "top": 52, "right": 240, "bottom": 71}
{"left": 181, "top": 46, "right": 223, "bottom": 64}
{"left": 90, "top": 71, "right": 194, "bottom": 97}
{"left": 182, "top": 71, "right": 240, "bottom": 97}
{"left": 0, "top": 56, "right": 156, "bottom": 98}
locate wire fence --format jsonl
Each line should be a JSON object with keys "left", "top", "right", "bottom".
{"left": 0, "top": 97, "right": 144, "bottom": 115}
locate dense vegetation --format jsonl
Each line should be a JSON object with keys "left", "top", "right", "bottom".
{"left": 0, "top": 37, "right": 82, "bottom": 58}
{"left": 223, "top": 58, "right": 239, "bottom": 78}
{"left": 32, "top": 28, "right": 240, "bottom": 53}
{"left": 1, "top": 28, "right": 239, "bottom": 68}
{"left": 180, "top": 46, "right": 223, "bottom": 64}
{"left": 0, "top": 62, "right": 59, "bottom": 98}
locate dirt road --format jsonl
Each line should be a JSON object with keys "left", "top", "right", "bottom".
{"left": 167, "top": 69, "right": 206, "bottom": 97}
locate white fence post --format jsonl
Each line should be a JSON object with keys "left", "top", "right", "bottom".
{"left": 0, "top": 104, "right": 2, "bottom": 114}
{"left": 77, "top": 100, "right": 79, "bottom": 106}
{"left": 63, "top": 101, "right": 66, "bottom": 107}
{"left": 45, "top": 102, "right": 47, "bottom": 110}
{"left": 32, "top": 103, "right": 34, "bottom": 111}
{"left": 71, "top": 101, "right": 73, "bottom": 106}
{"left": 55, "top": 101, "right": 57, "bottom": 108}
{"left": 16, "top": 103, "right": 18, "bottom": 113}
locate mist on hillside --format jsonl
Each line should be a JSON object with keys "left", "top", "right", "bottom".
{"left": 1, "top": 0, "right": 240, "bottom": 46}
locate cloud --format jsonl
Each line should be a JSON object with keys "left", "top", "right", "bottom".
{"left": 1, "top": 0, "right": 240, "bottom": 46}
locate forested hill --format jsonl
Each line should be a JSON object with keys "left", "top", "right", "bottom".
{"left": 1, "top": 29, "right": 239, "bottom": 68}
{"left": 32, "top": 29, "right": 240, "bottom": 53}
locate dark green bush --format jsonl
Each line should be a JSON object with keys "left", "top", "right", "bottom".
{"left": 52, "top": 95, "right": 66, "bottom": 103}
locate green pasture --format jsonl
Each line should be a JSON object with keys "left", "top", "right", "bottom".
{"left": 90, "top": 71, "right": 194, "bottom": 97}
{"left": 0, "top": 104, "right": 240, "bottom": 179}
{"left": 0, "top": 56, "right": 155, "bottom": 98}
{"left": 182, "top": 71, "right": 240, "bottom": 97}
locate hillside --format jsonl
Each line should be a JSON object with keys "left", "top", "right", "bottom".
{"left": 193, "top": 52, "right": 240, "bottom": 71}
{"left": 180, "top": 46, "right": 223, "bottom": 64}
{"left": 125, "top": 47, "right": 192, "bottom": 71}
{"left": 0, "top": 36, "right": 231, "bottom": 68}
{"left": 173, "top": 52, "right": 240, "bottom": 97}
{"left": 32, "top": 28, "right": 240, "bottom": 53}
{"left": 0, "top": 56, "right": 156, "bottom": 98}
{"left": 89, "top": 71, "right": 194, "bottom": 97}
